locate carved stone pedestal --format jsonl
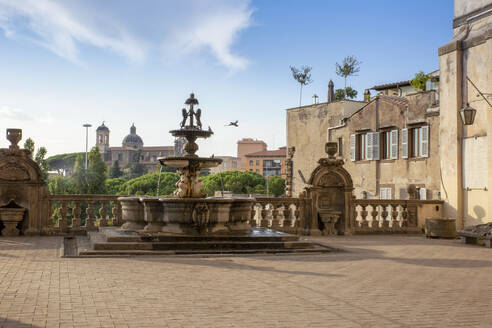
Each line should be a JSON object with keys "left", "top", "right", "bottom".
{"left": 0, "top": 208, "right": 25, "bottom": 236}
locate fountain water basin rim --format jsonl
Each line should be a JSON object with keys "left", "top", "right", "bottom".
{"left": 158, "top": 156, "right": 222, "bottom": 168}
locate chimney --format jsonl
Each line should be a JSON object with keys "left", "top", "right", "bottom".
{"left": 327, "top": 80, "right": 335, "bottom": 103}
{"left": 364, "top": 89, "right": 371, "bottom": 102}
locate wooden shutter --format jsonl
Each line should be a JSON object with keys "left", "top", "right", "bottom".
{"left": 402, "top": 128, "right": 408, "bottom": 159}
{"left": 350, "top": 134, "right": 356, "bottom": 161}
{"left": 419, "top": 188, "right": 427, "bottom": 200}
{"left": 372, "top": 132, "right": 380, "bottom": 160}
{"left": 390, "top": 130, "right": 398, "bottom": 159}
{"left": 420, "top": 126, "right": 429, "bottom": 157}
{"left": 366, "top": 133, "right": 373, "bottom": 160}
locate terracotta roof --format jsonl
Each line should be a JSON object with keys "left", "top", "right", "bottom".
{"left": 377, "top": 94, "right": 408, "bottom": 106}
{"left": 371, "top": 80, "right": 411, "bottom": 90}
{"left": 246, "top": 147, "right": 286, "bottom": 157}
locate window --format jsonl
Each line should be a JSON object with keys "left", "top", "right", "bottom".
{"left": 118, "top": 153, "right": 123, "bottom": 161}
{"left": 380, "top": 187, "right": 392, "bottom": 200}
{"left": 350, "top": 132, "right": 379, "bottom": 161}
{"left": 256, "top": 169, "right": 259, "bottom": 173}
{"left": 338, "top": 137, "right": 343, "bottom": 157}
{"left": 256, "top": 160, "right": 260, "bottom": 166}
{"left": 249, "top": 160, "right": 253, "bottom": 166}
{"left": 380, "top": 130, "right": 398, "bottom": 160}
{"left": 403, "top": 126, "right": 429, "bottom": 158}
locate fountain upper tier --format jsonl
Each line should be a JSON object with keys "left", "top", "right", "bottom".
{"left": 158, "top": 93, "right": 222, "bottom": 198}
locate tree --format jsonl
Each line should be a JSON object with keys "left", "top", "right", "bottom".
{"left": 200, "top": 170, "right": 266, "bottom": 196}
{"left": 120, "top": 172, "right": 179, "bottom": 196}
{"left": 24, "top": 138, "right": 35, "bottom": 158}
{"left": 109, "top": 160, "right": 123, "bottom": 178}
{"left": 105, "top": 177, "right": 127, "bottom": 195}
{"left": 334, "top": 87, "right": 358, "bottom": 100}
{"left": 72, "top": 154, "right": 88, "bottom": 193}
{"left": 290, "top": 65, "right": 313, "bottom": 107}
{"left": 124, "top": 150, "right": 147, "bottom": 179}
{"left": 335, "top": 55, "right": 361, "bottom": 98}
{"left": 71, "top": 147, "right": 107, "bottom": 194}
{"left": 410, "top": 71, "right": 436, "bottom": 92}
{"left": 87, "top": 147, "right": 107, "bottom": 194}
{"left": 267, "top": 175, "right": 286, "bottom": 197}
{"left": 46, "top": 152, "right": 83, "bottom": 174}
{"left": 47, "top": 176, "right": 75, "bottom": 195}
{"left": 34, "top": 146, "right": 49, "bottom": 180}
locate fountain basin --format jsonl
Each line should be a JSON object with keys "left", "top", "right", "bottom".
{"left": 118, "top": 196, "right": 254, "bottom": 235}
{"left": 158, "top": 156, "right": 222, "bottom": 168}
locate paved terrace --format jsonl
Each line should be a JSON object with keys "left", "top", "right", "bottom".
{"left": 1, "top": 235, "right": 491, "bottom": 328}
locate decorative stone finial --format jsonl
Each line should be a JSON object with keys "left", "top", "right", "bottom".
{"left": 325, "top": 142, "right": 338, "bottom": 159}
{"left": 6, "top": 129, "right": 22, "bottom": 150}
{"left": 328, "top": 80, "right": 335, "bottom": 103}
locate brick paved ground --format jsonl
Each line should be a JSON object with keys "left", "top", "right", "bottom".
{"left": 1, "top": 235, "right": 492, "bottom": 328}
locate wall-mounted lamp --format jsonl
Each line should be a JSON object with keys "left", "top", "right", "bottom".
{"left": 460, "top": 76, "right": 492, "bottom": 126}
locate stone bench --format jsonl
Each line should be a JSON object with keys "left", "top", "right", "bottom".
{"left": 457, "top": 229, "right": 492, "bottom": 248}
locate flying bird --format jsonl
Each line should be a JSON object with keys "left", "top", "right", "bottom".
{"left": 225, "top": 120, "right": 239, "bottom": 127}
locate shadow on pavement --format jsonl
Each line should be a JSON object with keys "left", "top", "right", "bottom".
{"left": 0, "top": 318, "right": 42, "bottom": 328}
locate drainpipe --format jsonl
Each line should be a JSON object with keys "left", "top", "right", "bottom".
{"left": 327, "top": 119, "right": 347, "bottom": 142}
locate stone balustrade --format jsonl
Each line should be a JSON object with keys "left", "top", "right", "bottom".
{"left": 251, "top": 197, "right": 307, "bottom": 233}
{"left": 47, "top": 195, "right": 122, "bottom": 234}
{"left": 351, "top": 199, "right": 443, "bottom": 233}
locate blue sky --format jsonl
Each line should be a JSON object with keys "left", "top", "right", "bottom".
{"left": 0, "top": 0, "right": 454, "bottom": 158}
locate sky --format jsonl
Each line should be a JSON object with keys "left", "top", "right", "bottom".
{"left": 0, "top": 0, "right": 454, "bottom": 158}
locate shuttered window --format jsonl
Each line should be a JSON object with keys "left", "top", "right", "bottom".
{"left": 402, "top": 128, "right": 408, "bottom": 159}
{"left": 350, "top": 134, "right": 356, "bottom": 161}
{"left": 366, "top": 133, "right": 373, "bottom": 160}
{"left": 420, "top": 126, "right": 429, "bottom": 157}
{"left": 390, "top": 130, "right": 398, "bottom": 159}
{"left": 372, "top": 132, "right": 380, "bottom": 160}
{"left": 380, "top": 187, "right": 392, "bottom": 200}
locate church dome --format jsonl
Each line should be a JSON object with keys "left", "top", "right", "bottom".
{"left": 122, "top": 124, "right": 143, "bottom": 148}
{"left": 96, "top": 122, "right": 109, "bottom": 132}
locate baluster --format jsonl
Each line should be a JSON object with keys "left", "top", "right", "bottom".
{"left": 271, "top": 204, "right": 280, "bottom": 229}
{"left": 381, "top": 205, "right": 390, "bottom": 230}
{"left": 59, "top": 201, "right": 68, "bottom": 233}
{"left": 282, "top": 203, "right": 292, "bottom": 229}
{"left": 359, "top": 205, "right": 369, "bottom": 229}
{"left": 390, "top": 204, "right": 399, "bottom": 230}
{"left": 250, "top": 204, "right": 257, "bottom": 227}
{"left": 72, "top": 200, "right": 82, "bottom": 229}
{"left": 293, "top": 203, "right": 300, "bottom": 232}
{"left": 112, "top": 201, "right": 122, "bottom": 226}
{"left": 400, "top": 204, "right": 409, "bottom": 228}
{"left": 370, "top": 204, "right": 379, "bottom": 229}
{"left": 260, "top": 204, "right": 269, "bottom": 228}
{"left": 99, "top": 201, "right": 108, "bottom": 227}
{"left": 86, "top": 201, "right": 96, "bottom": 230}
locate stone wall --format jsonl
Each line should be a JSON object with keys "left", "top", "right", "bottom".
{"left": 286, "top": 100, "right": 366, "bottom": 196}
{"left": 439, "top": 0, "right": 491, "bottom": 228}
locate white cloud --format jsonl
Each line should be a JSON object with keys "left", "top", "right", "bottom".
{"left": 0, "top": 106, "right": 32, "bottom": 121}
{"left": 0, "top": 0, "right": 253, "bottom": 70}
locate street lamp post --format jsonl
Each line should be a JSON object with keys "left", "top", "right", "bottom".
{"left": 83, "top": 124, "right": 92, "bottom": 169}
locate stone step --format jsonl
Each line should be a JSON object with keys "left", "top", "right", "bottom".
{"left": 92, "top": 240, "right": 315, "bottom": 251}
{"left": 78, "top": 247, "right": 331, "bottom": 257}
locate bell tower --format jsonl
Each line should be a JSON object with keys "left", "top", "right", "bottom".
{"left": 96, "top": 122, "right": 110, "bottom": 153}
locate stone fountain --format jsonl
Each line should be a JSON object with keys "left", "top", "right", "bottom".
{"left": 79, "top": 94, "right": 330, "bottom": 256}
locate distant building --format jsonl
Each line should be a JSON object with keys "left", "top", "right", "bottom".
{"left": 372, "top": 70, "right": 439, "bottom": 98}
{"left": 209, "top": 156, "right": 241, "bottom": 174}
{"left": 244, "top": 147, "right": 287, "bottom": 178}
{"left": 237, "top": 138, "right": 267, "bottom": 170}
{"left": 95, "top": 122, "right": 182, "bottom": 171}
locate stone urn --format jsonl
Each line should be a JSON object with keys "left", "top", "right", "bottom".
{"left": 325, "top": 142, "right": 338, "bottom": 158}
{"left": 0, "top": 207, "right": 26, "bottom": 236}
{"left": 6, "top": 128, "right": 22, "bottom": 150}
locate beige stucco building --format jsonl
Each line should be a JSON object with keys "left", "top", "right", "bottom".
{"left": 209, "top": 156, "right": 241, "bottom": 174}
{"left": 438, "top": 0, "right": 492, "bottom": 228}
{"left": 287, "top": 90, "right": 441, "bottom": 200}
{"left": 237, "top": 138, "right": 267, "bottom": 170}
{"left": 286, "top": 99, "right": 367, "bottom": 194}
